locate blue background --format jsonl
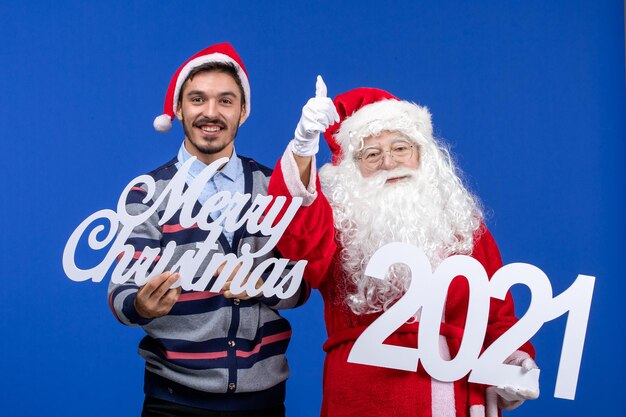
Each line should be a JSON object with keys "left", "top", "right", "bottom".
{"left": 1, "top": 1, "right": 624, "bottom": 415}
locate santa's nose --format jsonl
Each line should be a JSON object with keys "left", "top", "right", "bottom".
{"left": 379, "top": 152, "right": 399, "bottom": 169}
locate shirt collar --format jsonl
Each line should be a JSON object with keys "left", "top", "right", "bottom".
{"left": 177, "top": 141, "right": 242, "bottom": 182}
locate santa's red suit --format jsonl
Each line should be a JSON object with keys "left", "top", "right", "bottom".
{"left": 268, "top": 86, "right": 535, "bottom": 417}
{"left": 269, "top": 155, "right": 533, "bottom": 417}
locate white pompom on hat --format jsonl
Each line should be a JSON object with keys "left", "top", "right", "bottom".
{"left": 153, "top": 42, "right": 250, "bottom": 133}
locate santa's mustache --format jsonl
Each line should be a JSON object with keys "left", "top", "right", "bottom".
{"left": 364, "top": 167, "right": 418, "bottom": 187}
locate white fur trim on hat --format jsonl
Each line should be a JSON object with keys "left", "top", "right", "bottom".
{"left": 335, "top": 99, "right": 433, "bottom": 155}
{"left": 172, "top": 53, "right": 251, "bottom": 117}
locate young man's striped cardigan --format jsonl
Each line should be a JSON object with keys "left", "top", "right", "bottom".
{"left": 107, "top": 154, "right": 310, "bottom": 411}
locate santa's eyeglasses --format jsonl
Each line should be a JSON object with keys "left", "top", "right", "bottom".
{"left": 354, "top": 141, "right": 415, "bottom": 171}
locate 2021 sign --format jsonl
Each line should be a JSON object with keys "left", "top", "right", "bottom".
{"left": 348, "top": 242, "right": 594, "bottom": 400}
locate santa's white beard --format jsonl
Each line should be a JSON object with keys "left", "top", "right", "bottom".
{"left": 320, "top": 161, "right": 482, "bottom": 316}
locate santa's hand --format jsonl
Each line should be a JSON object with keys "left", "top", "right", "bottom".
{"left": 292, "top": 75, "right": 340, "bottom": 157}
{"left": 495, "top": 385, "right": 540, "bottom": 410}
{"left": 495, "top": 356, "right": 540, "bottom": 410}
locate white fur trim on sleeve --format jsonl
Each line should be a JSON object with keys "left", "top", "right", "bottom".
{"left": 469, "top": 404, "right": 486, "bottom": 417}
{"left": 430, "top": 335, "right": 456, "bottom": 417}
{"left": 485, "top": 387, "right": 499, "bottom": 417}
{"left": 279, "top": 140, "right": 318, "bottom": 206}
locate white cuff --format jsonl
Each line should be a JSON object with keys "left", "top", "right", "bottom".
{"left": 280, "top": 141, "right": 318, "bottom": 206}
{"left": 469, "top": 404, "right": 485, "bottom": 417}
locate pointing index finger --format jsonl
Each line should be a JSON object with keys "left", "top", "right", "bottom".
{"left": 315, "top": 75, "right": 327, "bottom": 98}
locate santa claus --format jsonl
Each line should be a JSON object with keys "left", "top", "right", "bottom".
{"left": 268, "top": 77, "right": 539, "bottom": 417}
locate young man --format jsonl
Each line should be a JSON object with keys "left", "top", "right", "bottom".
{"left": 108, "top": 43, "right": 309, "bottom": 417}
{"left": 269, "top": 82, "right": 539, "bottom": 416}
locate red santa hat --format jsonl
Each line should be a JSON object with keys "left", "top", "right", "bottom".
{"left": 153, "top": 42, "right": 251, "bottom": 133}
{"left": 324, "top": 87, "right": 433, "bottom": 165}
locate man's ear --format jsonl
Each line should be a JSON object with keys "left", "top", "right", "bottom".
{"left": 175, "top": 105, "right": 183, "bottom": 122}
{"left": 238, "top": 105, "right": 248, "bottom": 126}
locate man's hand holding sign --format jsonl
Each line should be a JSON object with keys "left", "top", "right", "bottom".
{"left": 133, "top": 262, "right": 257, "bottom": 320}
{"left": 134, "top": 271, "right": 181, "bottom": 319}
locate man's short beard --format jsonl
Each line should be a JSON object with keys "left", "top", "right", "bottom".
{"left": 320, "top": 149, "right": 482, "bottom": 316}
{"left": 183, "top": 122, "right": 239, "bottom": 155}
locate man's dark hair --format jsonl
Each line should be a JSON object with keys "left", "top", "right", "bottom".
{"left": 178, "top": 62, "right": 246, "bottom": 109}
